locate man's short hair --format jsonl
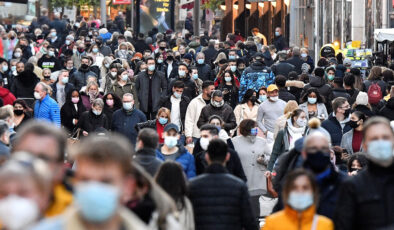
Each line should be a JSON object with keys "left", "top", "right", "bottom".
{"left": 72, "top": 134, "right": 133, "bottom": 175}
{"left": 332, "top": 97, "right": 348, "bottom": 112}
{"left": 202, "top": 80, "right": 214, "bottom": 90}
{"left": 13, "top": 121, "right": 67, "bottom": 162}
{"left": 200, "top": 124, "right": 219, "bottom": 136}
{"left": 207, "top": 139, "right": 228, "bottom": 162}
{"left": 363, "top": 116, "right": 393, "bottom": 139}
{"left": 123, "top": 93, "right": 134, "bottom": 100}
{"left": 173, "top": 80, "right": 185, "bottom": 89}
{"left": 275, "top": 75, "right": 287, "bottom": 88}
{"left": 137, "top": 128, "right": 159, "bottom": 149}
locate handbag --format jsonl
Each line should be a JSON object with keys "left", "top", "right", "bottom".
{"left": 259, "top": 194, "right": 278, "bottom": 217}
{"left": 67, "top": 128, "right": 81, "bottom": 146}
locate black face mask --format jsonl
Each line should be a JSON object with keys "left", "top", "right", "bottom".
{"left": 44, "top": 76, "right": 51, "bottom": 80}
{"left": 13, "top": 109, "right": 23, "bottom": 116}
{"left": 10, "top": 36, "right": 15, "bottom": 40}
{"left": 304, "top": 151, "right": 331, "bottom": 173}
{"left": 344, "top": 108, "right": 351, "bottom": 118}
{"left": 250, "top": 96, "right": 256, "bottom": 103}
{"left": 80, "top": 64, "right": 89, "bottom": 70}
{"left": 347, "top": 120, "right": 359, "bottom": 129}
{"left": 159, "top": 46, "right": 166, "bottom": 50}
{"left": 167, "top": 56, "right": 174, "bottom": 61}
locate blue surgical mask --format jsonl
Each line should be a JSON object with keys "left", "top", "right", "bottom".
{"left": 148, "top": 65, "right": 155, "bottom": 71}
{"left": 230, "top": 66, "right": 237, "bottom": 72}
{"left": 192, "top": 74, "right": 199, "bottom": 80}
{"left": 48, "top": 51, "right": 55, "bottom": 57}
{"left": 178, "top": 70, "right": 186, "bottom": 77}
{"left": 287, "top": 191, "right": 314, "bottom": 211}
{"left": 92, "top": 48, "right": 99, "bottom": 53}
{"left": 65, "top": 40, "right": 71, "bottom": 46}
{"left": 197, "top": 59, "right": 204, "bottom": 65}
{"left": 216, "top": 126, "right": 221, "bottom": 132}
{"left": 301, "top": 53, "right": 308, "bottom": 58}
{"left": 165, "top": 136, "right": 178, "bottom": 148}
{"left": 11, "top": 66, "right": 16, "bottom": 72}
{"left": 51, "top": 32, "right": 57, "bottom": 37}
{"left": 308, "top": 97, "right": 317, "bottom": 104}
{"left": 157, "top": 59, "right": 163, "bottom": 64}
{"left": 174, "top": 92, "right": 182, "bottom": 99}
{"left": 275, "top": 31, "right": 280, "bottom": 37}
{"left": 75, "top": 182, "right": 119, "bottom": 222}
{"left": 2, "top": 65, "right": 8, "bottom": 72}
{"left": 158, "top": 117, "right": 168, "bottom": 125}
{"left": 121, "top": 74, "right": 128, "bottom": 81}
{"left": 61, "top": 77, "right": 69, "bottom": 84}
{"left": 224, "top": 76, "right": 232, "bottom": 82}
{"left": 259, "top": 95, "right": 267, "bottom": 102}
{"left": 123, "top": 102, "right": 133, "bottom": 111}
{"left": 229, "top": 55, "right": 235, "bottom": 60}
{"left": 367, "top": 140, "right": 394, "bottom": 167}
{"left": 327, "top": 74, "right": 335, "bottom": 81}
{"left": 92, "top": 110, "right": 101, "bottom": 116}
{"left": 250, "top": 127, "right": 258, "bottom": 136}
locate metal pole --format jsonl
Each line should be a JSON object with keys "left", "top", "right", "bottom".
{"left": 314, "top": 0, "right": 319, "bottom": 62}
{"left": 193, "top": 0, "right": 200, "bottom": 36}
{"left": 100, "top": 0, "right": 107, "bottom": 27}
{"left": 130, "top": 0, "right": 134, "bottom": 28}
{"left": 341, "top": 0, "right": 344, "bottom": 48}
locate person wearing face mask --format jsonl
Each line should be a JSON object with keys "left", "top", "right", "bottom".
{"left": 50, "top": 70, "right": 75, "bottom": 108}
{"left": 189, "top": 138, "right": 257, "bottom": 230}
{"left": 328, "top": 71, "right": 351, "bottom": 104}
{"left": 300, "top": 47, "right": 314, "bottom": 72}
{"left": 189, "top": 67, "right": 203, "bottom": 94}
{"left": 217, "top": 70, "right": 239, "bottom": 108}
{"left": 135, "top": 57, "right": 168, "bottom": 120}
{"left": 102, "top": 93, "right": 122, "bottom": 124}
{"left": 109, "top": 68, "right": 139, "bottom": 109}
{"left": 275, "top": 75, "right": 296, "bottom": 102}
{"left": 197, "top": 90, "right": 237, "bottom": 133}
{"left": 63, "top": 58, "right": 76, "bottom": 76}
{"left": 168, "top": 63, "right": 197, "bottom": 100}
{"left": 340, "top": 111, "right": 366, "bottom": 156}
{"left": 234, "top": 89, "right": 259, "bottom": 126}
{"left": 155, "top": 53, "right": 166, "bottom": 73}
{"left": 111, "top": 93, "right": 146, "bottom": 145}
{"left": 156, "top": 123, "right": 196, "bottom": 179}
{"left": 272, "top": 27, "right": 287, "bottom": 51}
{"left": 0, "top": 153, "right": 53, "bottom": 230}
{"left": 41, "top": 68, "right": 53, "bottom": 85}
{"left": 264, "top": 169, "right": 334, "bottom": 230}
{"left": 159, "top": 81, "right": 190, "bottom": 135}
{"left": 0, "top": 58, "right": 10, "bottom": 88}
{"left": 102, "top": 64, "right": 119, "bottom": 93}
{"left": 33, "top": 82, "right": 61, "bottom": 126}
{"left": 136, "top": 107, "right": 171, "bottom": 144}
{"left": 286, "top": 47, "right": 306, "bottom": 75}
{"left": 163, "top": 52, "right": 179, "bottom": 79}
{"left": 70, "top": 56, "right": 97, "bottom": 91}
{"left": 38, "top": 46, "right": 62, "bottom": 72}
{"left": 208, "top": 115, "right": 231, "bottom": 143}
{"left": 257, "top": 84, "right": 286, "bottom": 138}
{"left": 232, "top": 119, "right": 271, "bottom": 218}
{"left": 60, "top": 89, "right": 86, "bottom": 133}
{"left": 59, "top": 35, "right": 75, "bottom": 57}
{"left": 76, "top": 98, "right": 109, "bottom": 136}
{"left": 0, "top": 121, "right": 10, "bottom": 158}
{"left": 321, "top": 97, "right": 352, "bottom": 146}
{"left": 301, "top": 68, "right": 332, "bottom": 109}
{"left": 95, "top": 36, "right": 113, "bottom": 56}
{"left": 32, "top": 135, "right": 149, "bottom": 230}
{"left": 195, "top": 52, "right": 214, "bottom": 81}
{"left": 80, "top": 81, "right": 102, "bottom": 110}
{"left": 11, "top": 62, "right": 39, "bottom": 101}
{"left": 12, "top": 99, "right": 32, "bottom": 131}
{"left": 299, "top": 88, "right": 328, "bottom": 120}
{"left": 335, "top": 117, "right": 394, "bottom": 230}
{"left": 115, "top": 42, "right": 133, "bottom": 61}
{"left": 268, "top": 109, "right": 308, "bottom": 171}
{"left": 87, "top": 44, "right": 104, "bottom": 66}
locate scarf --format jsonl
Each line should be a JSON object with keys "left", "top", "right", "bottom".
{"left": 287, "top": 118, "right": 305, "bottom": 149}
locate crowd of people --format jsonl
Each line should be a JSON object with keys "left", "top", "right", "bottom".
{"left": 0, "top": 8, "right": 393, "bottom": 230}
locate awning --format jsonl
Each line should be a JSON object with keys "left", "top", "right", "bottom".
{"left": 374, "top": 28, "right": 394, "bottom": 42}
{"left": 180, "top": 0, "right": 194, "bottom": 9}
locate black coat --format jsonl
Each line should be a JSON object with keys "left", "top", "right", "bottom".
{"left": 302, "top": 76, "right": 332, "bottom": 101}
{"left": 321, "top": 113, "right": 352, "bottom": 146}
{"left": 76, "top": 110, "right": 110, "bottom": 133}
{"left": 197, "top": 104, "right": 237, "bottom": 132}
{"left": 188, "top": 163, "right": 258, "bottom": 230}
{"left": 50, "top": 83, "right": 75, "bottom": 102}
{"left": 60, "top": 100, "right": 86, "bottom": 133}
{"left": 329, "top": 88, "right": 351, "bottom": 102}
{"left": 163, "top": 61, "right": 179, "bottom": 79}
{"left": 168, "top": 77, "right": 197, "bottom": 100}
{"left": 278, "top": 88, "right": 296, "bottom": 102}
{"left": 273, "top": 35, "right": 287, "bottom": 51}
{"left": 334, "top": 163, "right": 394, "bottom": 230}
{"left": 378, "top": 97, "right": 394, "bottom": 120}
{"left": 70, "top": 68, "right": 97, "bottom": 91}
{"left": 50, "top": 19, "right": 66, "bottom": 38}
{"left": 134, "top": 39, "right": 151, "bottom": 53}
{"left": 354, "top": 104, "right": 375, "bottom": 118}
{"left": 271, "top": 61, "right": 295, "bottom": 78}
{"left": 203, "top": 46, "right": 218, "bottom": 65}
{"left": 159, "top": 95, "right": 190, "bottom": 130}
{"left": 286, "top": 55, "right": 305, "bottom": 74}
{"left": 11, "top": 71, "right": 40, "bottom": 99}
{"left": 133, "top": 148, "right": 163, "bottom": 177}
{"left": 196, "top": 63, "right": 214, "bottom": 81}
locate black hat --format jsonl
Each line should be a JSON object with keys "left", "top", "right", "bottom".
{"left": 164, "top": 123, "right": 179, "bottom": 133}
{"left": 253, "top": 52, "right": 264, "bottom": 60}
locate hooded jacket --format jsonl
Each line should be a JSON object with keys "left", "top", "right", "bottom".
{"left": 11, "top": 70, "right": 40, "bottom": 98}
{"left": 0, "top": 87, "right": 16, "bottom": 105}
{"left": 156, "top": 145, "right": 196, "bottom": 179}
{"left": 302, "top": 76, "right": 332, "bottom": 100}
{"left": 133, "top": 148, "right": 163, "bottom": 176}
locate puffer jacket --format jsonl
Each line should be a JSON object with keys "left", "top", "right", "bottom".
{"left": 196, "top": 63, "right": 214, "bottom": 81}
{"left": 188, "top": 163, "right": 258, "bottom": 230}
{"left": 156, "top": 145, "right": 196, "bottom": 179}
{"left": 197, "top": 104, "right": 237, "bottom": 132}
{"left": 239, "top": 61, "right": 275, "bottom": 101}
{"left": 264, "top": 205, "right": 334, "bottom": 230}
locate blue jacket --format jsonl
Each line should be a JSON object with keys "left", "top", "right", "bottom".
{"left": 111, "top": 108, "right": 146, "bottom": 145}
{"left": 34, "top": 95, "right": 61, "bottom": 127}
{"left": 321, "top": 113, "right": 351, "bottom": 146}
{"left": 156, "top": 145, "right": 196, "bottom": 179}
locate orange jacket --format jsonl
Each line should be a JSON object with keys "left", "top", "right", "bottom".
{"left": 263, "top": 205, "right": 333, "bottom": 230}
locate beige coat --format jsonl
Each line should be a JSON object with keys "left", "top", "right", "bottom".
{"left": 185, "top": 94, "right": 207, "bottom": 138}
{"left": 233, "top": 103, "right": 259, "bottom": 125}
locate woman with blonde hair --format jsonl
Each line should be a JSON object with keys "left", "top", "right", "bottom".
{"left": 81, "top": 81, "right": 102, "bottom": 110}
{"left": 273, "top": 100, "right": 299, "bottom": 138}
{"left": 136, "top": 107, "right": 171, "bottom": 144}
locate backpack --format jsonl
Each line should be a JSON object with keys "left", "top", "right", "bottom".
{"left": 367, "top": 82, "right": 382, "bottom": 104}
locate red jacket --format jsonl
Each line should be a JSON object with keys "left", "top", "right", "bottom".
{"left": 0, "top": 87, "right": 16, "bottom": 105}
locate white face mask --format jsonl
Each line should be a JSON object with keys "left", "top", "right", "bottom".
{"left": 200, "top": 137, "right": 210, "bottom": 151}
{"left": 0, "top": 195, "right": 40, "bottom": 230}
{"left": 34, "top": 92, "right": 41, "bottom": 100}
{"left": 269, "top": 96, "right": 278, "bottom": 102}
{"left": 296, "top": 118, "right": 307, "bottom": 127}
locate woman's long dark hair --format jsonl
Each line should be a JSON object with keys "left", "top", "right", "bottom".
{"left": 13, "top": 99, "right": 33, "bottom": 113}
{"left": 155, "top": 162, "right": 188, "bottom": 209}
{"left": 241, "top": 89, "right": 256, "bottom": 104}
{"left": 103, "top": 93, "right": 122, "bottom": 109}
{"left": 300, "top": 87, "right": 325, "bottom": 104}
{"left": 219, "top": 70, "right": 238, "bottom": 89}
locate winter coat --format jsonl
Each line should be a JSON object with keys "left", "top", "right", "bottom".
{"left": 188, "top": 163, "right": 258, "bottom": 230}
{"left": 60, "top": 100, "right": 86, "bottom": 133}
{"left": 50, "top": 83, "right": 75, "bottom": 103}
{"left": 271, "top": 61, "right": 295, "bottom": 78}
{"left": 233, "top": 103, "right": 259, "bottom": 125}
{"left": 109, "top": 80, "right": 139, "bottom": 109}
{"left": 203, "top": 46, "right": 218, "bottom": 65}
{"left": 70, "top": 68, "right": 97, "bottom": 90}
{"left": 273, "top": 35, "right": 287, "bottom": 51}
{"left": 185, "top": 94, "right": 208, "bottom": 138}
{"left": 286, "top": 55, "right": 305, "bottom": 74}
{"left": 111, "top": 108, "right": 147, "bottom": 145}
{"left": 0, "top": 87, "right": 16, "bottom": 105}
{"left": 329, "top": 88, "right": 350, "bottom": 102}
{"left": 156, "top": 145, "right": 196, "bottom": 179}
{"left": 264, "top": 205, "right": 334, "bottom": 230}
{"left": 298, "top": 102, "right": 328, "bottom": 120}
{"left": 133, "top": 148, "right": 163, "bottom": 176}
{"left": 302, "top": 76, "right": 332, "bottom": 102}
{"left": 321, "top": 113, "right": 352, "bottom": 146}
{"left": 168, "top": 77, "right": 198, "bottom": 100}
{"left": 378, "top": 97, "right": 394, "bottom": 120}
{"left": 340, "top": 129, "right": 363, "bottom": 155}
{"left": 11, "top": 71, "right": 40, "bottom": 98}
{"left": 159, "top": 95, "right": 190, "bottom": 131}
{"left": 354, "top": 104, "right": 375, "bottom": 118}
{"left": 197, "top": 104, "right": 237, "bottom": 132}
{"left": 135, "top": 70, "right": 168, "bottom": 113}
{"left": 334, "top": 163, "right": 394, "bottom": 230}
{"left": 34, "top": 95, "right": 61, "bottom": 127}
{"left": 278, "top": 88, "right": 296, "bottom": 102}
{"left": 80, "top": 93, "right": 103, "bottom": 111}
{"left": 196, "top": 63, "right": 214, "bottom": 81}
{"left": 239, "top": 61, "right": 275, "bottom": 101}
{"left": 76, "top": 110, "right": 109, "bottom": 133}
{"left": 286, "top": 80, "right": 305, "bottom": 100}
{"left": 37, "top": 55, "right": 62, "bottom": 72}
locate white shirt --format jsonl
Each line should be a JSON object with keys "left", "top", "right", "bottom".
{"left": 170, "top": 96, "right": 181, "bottom": 129}
{"left": 167, "top": 61, "right": 173, "bottom": 78}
